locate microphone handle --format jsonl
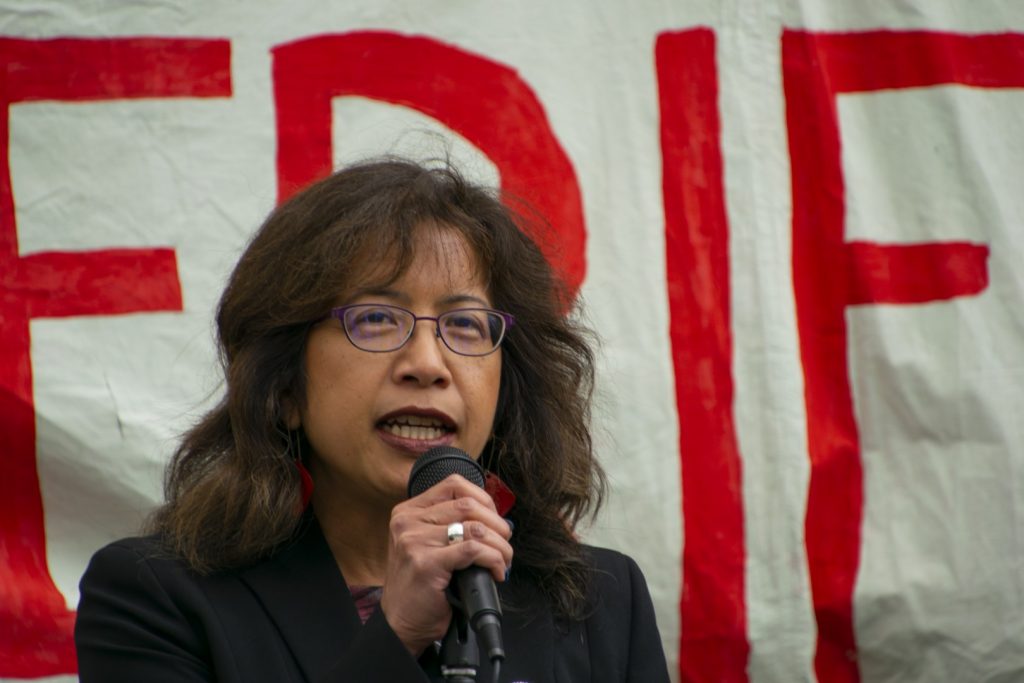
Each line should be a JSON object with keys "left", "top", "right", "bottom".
{"left": 455, "top": 567, "right": 505, "bottom": 661}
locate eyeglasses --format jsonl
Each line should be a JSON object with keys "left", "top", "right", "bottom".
{"left": 328, "top": 303, "right": 515, "bottom": 356}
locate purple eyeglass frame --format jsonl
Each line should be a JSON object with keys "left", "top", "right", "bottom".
{"left": 326, "top": 303, "right": 515, "bottom": 356}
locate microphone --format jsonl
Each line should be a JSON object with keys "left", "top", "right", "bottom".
{"left": 408, "top": 446, "right": 506, "bottom": 669}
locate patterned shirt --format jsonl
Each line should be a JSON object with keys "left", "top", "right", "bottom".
{"left": 348, "top": 585, "right": 383, "bottom": 624}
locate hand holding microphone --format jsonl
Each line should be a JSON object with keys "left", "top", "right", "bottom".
{"left": 407, "top": 447, "right": 507, "bottom": 672}
{"left": 379, "top": 447, "right": 512, "bottom": 667}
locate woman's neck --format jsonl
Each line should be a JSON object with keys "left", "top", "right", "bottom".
{"left": 312, "top": 487, "right": 393, "bottom": 587}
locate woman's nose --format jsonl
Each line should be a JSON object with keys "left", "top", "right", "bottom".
{"left": 392, "top": 320, "right": 452, "bottom": 387}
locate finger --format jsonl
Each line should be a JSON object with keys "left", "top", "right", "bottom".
{"left": 444, "top": 538, "right": 512, "bottom": 582}
{"left": 461, "top": 520, "right": 514, "bottom": 566}
{"left": 388, "top": 487, "right": 488, "bottom": 538}
{"left": 441, "top": 520, "right": 513, "bottom": 560}
{"left": 440, "top": 521, "right": 513, "bottom": 578}
{"left": 427, "top": 497, "right": 513, "bottom": 540}
{"left": 389, "top": 509, "right": 511, "bottom": 559}
{"left": 400, "top": 483, "right": 511, "bottom": 538}
{"left": 409, "top": 474, "right": 498, "bottom": 511}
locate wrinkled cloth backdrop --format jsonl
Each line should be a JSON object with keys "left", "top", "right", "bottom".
{"left": 1, "top": 1, "right": 1022, "bottom": 682}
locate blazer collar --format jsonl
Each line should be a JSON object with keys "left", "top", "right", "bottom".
{"left": 239, "top": 515, "right": 360, "bottom": 682}
{"left": 238, "top": 515, "right": 566, "bottom": 682}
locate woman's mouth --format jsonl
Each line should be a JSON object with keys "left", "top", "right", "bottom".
{"left": 378, "top": 414, "right": 455, "bottom": 442}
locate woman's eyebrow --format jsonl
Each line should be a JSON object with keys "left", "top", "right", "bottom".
{"left": 439, "top": 294, "right": 491, "bottom": 307}
{"left": 346, "top": 286, "right": 403, "bottom": 302}
{"left": 346, "top": 290, "right": 491, "bottom": 307}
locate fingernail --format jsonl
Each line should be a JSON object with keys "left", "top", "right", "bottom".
{"left": 504, "top": 517, "right": 515, "bottom": 535}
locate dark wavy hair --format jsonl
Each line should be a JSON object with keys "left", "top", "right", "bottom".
{"left": 149, "top": 158, "right": 605, "bottom": 619}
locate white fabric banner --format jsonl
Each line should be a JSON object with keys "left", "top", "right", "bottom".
{"left": 2, "top": 2, "right": 1022, "bottom": 682}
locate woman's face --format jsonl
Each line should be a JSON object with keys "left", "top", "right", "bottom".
{"left": 296, "top": 227, "right": 503, "bottom": 511}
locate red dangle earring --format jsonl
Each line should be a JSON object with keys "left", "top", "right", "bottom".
{"left": 482, "top": 440, "right": 516, "bottom": 516}
{"left": 290, "top": 430, "right": 314, "bottom": 511}
{"left": 484, "top": 470, "right": 516, "bottom": 517}
{"left": 297, "top": 460, "right": 314, "bottom": 510}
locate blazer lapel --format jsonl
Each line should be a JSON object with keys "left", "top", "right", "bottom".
{"left": 240, "top": 516, "right": 360, "bottom": 682}
{"left": 238, "top": 516, "right": 578, "bottom": 683}
{"left": 478, "top": 578, "right": 578, "bottom": 683}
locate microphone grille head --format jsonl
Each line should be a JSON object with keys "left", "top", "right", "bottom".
{"left": 407, "top": 446, "right": 485, "bottom": 497}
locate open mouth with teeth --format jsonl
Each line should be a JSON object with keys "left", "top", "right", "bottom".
{"left": 378, "top": 414, "right": 455, "bottom": 441}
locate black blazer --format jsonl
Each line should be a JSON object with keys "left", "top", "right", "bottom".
{"left": 75, "top": 517, "right": 670, "bottom": 682}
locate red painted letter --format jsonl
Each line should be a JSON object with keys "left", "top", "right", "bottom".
{"left": 783, "top": 30, "right": 1023, "bottom": 683}
{"left": 272, "top": 31, "right": 586, "bottom": 298}
{"left": 0, "top": 37, "right": 230, "bottom": 676}
{"left": 657, "top": 28, "right": 749, "bottom": 683}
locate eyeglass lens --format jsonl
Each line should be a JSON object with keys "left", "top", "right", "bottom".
{"left": 342, "top": 305, "right": 505, "bottom": 355}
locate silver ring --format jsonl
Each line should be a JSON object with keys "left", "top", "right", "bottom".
{"left": 447, "top": 522, "right": 465, "bottom": 545}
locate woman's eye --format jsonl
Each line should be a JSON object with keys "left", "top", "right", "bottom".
{"left": 352, "top": 307, "right": 400, "bottom": 327}
{"left": 363, "top": 311, "right": 393, "bottom": 324}
{"left": 443, "top": 312, "right": 486, "bottom": 338}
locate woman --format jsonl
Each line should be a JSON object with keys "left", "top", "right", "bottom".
{"left": 75, "top": 158, "right": 670, "bottom": 682}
